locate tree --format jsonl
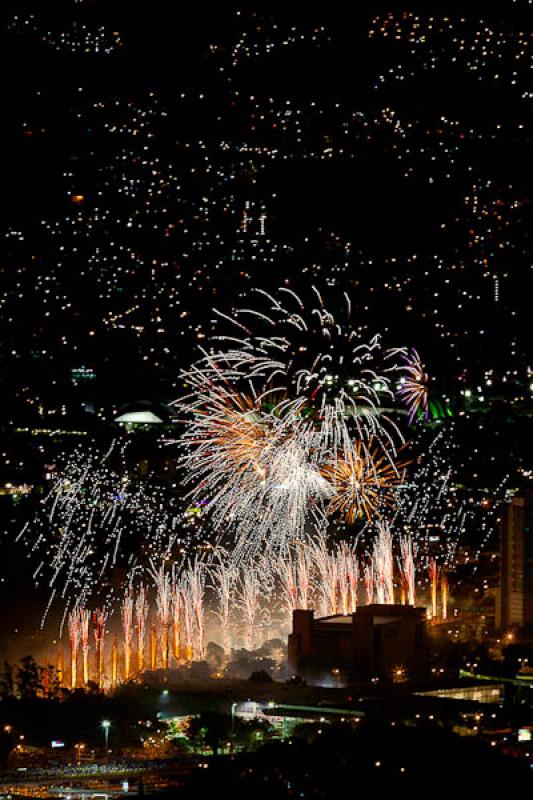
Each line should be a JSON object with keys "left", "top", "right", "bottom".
{"left": 206, "top": 641, "right": 225, "bottom": 668}
{"left": 42, "top": 665, "right": 61, "bottom": 699}
{"left": 233, "top": 718, "right": 274, "bottom": 752}
{"left": 186, "top": 712, "right": 232, "bottom": 756}
{"left": 249, "top": 669, "right": 273, "bottom": 684}
{"left": 285, "top": 674, "right": 306, "bottom": 687}
{"left": 292, "top": 721, "right": 325, "bottom": 743}
{"left": 16, "top": 656, "right": 42, "bottom": 699}
{"left": 0, "top": 730, "right": 14, "bottom": 768}
{"left": 0, "top": 662, "right": 14, "bottom": 698}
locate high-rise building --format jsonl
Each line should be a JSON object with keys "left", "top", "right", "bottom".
{"left": 497, "top": 491, "right": 533, "bottom": 630}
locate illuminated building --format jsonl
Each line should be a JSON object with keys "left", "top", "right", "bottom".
{"left": 497, "top": 490, "right": 533, "bottom": 630}
{"left": 289, "top": 605, "right": 428, "bottom": 681}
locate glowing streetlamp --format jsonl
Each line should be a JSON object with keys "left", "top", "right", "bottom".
{"left": 75, "top": 742, "right": 85, "bottom": 766}
{"left": 101, "top": 720, "right": 111, "bottom": 762}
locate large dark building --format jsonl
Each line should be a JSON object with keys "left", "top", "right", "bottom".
{"left": 497, "top": 491, "right": 533, "bottom": 630}
{"left": 288, "top": 605, "right": 428, "bottom": 681}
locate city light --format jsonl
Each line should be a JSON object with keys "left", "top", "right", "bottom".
{"left": 0, "top": 3, "right": 531, "bottom": 793}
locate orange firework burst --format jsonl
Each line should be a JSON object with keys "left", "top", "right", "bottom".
{"left": 321, "top": 440, "right": 408, "bottom": 523}
{"left": 203, "top": 392, "right": 273, "bottom": 480}
{"left": 398, "top": 348, "right": 429, "bottom": 423}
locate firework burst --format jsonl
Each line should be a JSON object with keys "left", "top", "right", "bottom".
{"left": 177, "top": 287, "right": 407, "bottom": 554}
{"left": 397, "top": 348, "right": 429, "bottom": 423}
{"left": 17, "top": 442, "right": 190, "bottom": 616}
{"left": 321, "top": 439, "right": 407, "bottom": 523}
{"left": 179, "top": 380, "right": 331, "bottom": 559}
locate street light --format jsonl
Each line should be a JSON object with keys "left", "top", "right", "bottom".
{"left": 75, "top": 743, "right": 85, "bottom": 766}
{"left": 101, "top": 720, "right": 111, "bottom": 763}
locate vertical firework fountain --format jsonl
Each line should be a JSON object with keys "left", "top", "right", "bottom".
{"left": 441, "top": 573, "right": 449, "bottom": 620}
{"left": 122, "top": 589, "right": 134, "bottom": 681}
{"left": 348, "top": 554, "right": 358, "bottom": 614}
{"left": 373, "top": 524, "right": 395, "bottom": 605}
{"left": 92, "top": 609, "right": 107, "bottom": 689}
{"left": 275, "top": 550, "right": 299, "bottom": 630}
{"left": 364, "top": 562, "right": 374, "bottom": 605}
{"left": 180, "top": 581, "right": 193, "bottom": 662}
{"left": 56, "top": 647, "right": 64, "bottom": 687}
{"left": 211, "top": 555, "right": 236, "bottom": 658}
{"left": 184, "top": 558, "right": 206, "bottom": 660}
{"left": 54, "top": 511, "right": 461, "bottom": 690}
{"left": 150, "top": 623, "right": 157, "bottom": 669}
{"left": 152, "top": 565, "right": 171, "bottom": 670}
{"left": 312, "top": 534, "right": 339, "bottom": 616}
{"left": 68, "top": 609, "right": 80, "bottom": 689}
{"left": 400, "top": 535, "right": 416, "bottom": 606}
{"left": 79, "top": 607, "right": 90, "bottom": 685}
{"left": 237, "top": 565, "right": 262, "bottom": 650}
{"left": 135, "top": 584, "right": 149, "bottom": 674}
{"left": 112, "top": 635, "right": 118, "bottom": 686}
{"left": 237, "top": 565, "right": 262, "bottom": 651}
{"left": 171, "top": 577, "right": 181, "bottom": 663}
{"left": 337, "top": 542, "right": 358, "bottom": 615}
{"left": 429, "top": 559, "right": 438, "bottom": 619}
{"left": 296, "top": 543, "right": 312, "bottom": 610}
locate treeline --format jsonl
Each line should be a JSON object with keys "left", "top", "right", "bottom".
{"left": 0, "top": 656, "right": 61, "bottom": 700}
{"left": 0, "top": 661, "right": 163, "bottom": 766}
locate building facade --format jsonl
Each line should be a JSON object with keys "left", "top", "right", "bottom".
{"left": 497, "top": 491, "right": 533, "bottom": 630}
{"left": 288, "top": 605, "right": 428, "bottom": 681}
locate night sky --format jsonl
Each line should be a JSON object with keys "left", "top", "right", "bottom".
{"left": 0, "top": 1, "right": 532, "bottom": 644}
